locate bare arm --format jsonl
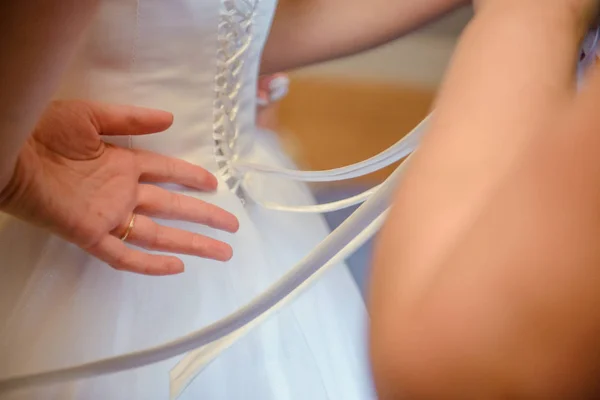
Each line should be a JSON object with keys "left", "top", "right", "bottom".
{"left": 370, "top": 0, "right": 600, "bottom": 398}
{"left": 261, "top": 0, "right": 468, "bottom": 74}
{"left": 0, "top": 1, "right": 99, "bottom": 189}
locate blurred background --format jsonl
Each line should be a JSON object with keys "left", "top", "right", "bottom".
{"left": 264, "top": 6, "right": 473, "bottom": 297}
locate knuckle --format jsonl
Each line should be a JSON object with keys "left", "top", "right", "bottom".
{"left": 170, "top": 192, "right": 183, "bottom": 214}
{"left": 190, "top": 234, "right": 207, "bottom": 253}
{"left": 204, "top": 206, "right": 224, "bottom": 226}
{"left": 208, "top": 216, "right": 220, "bottom": 229}
{"left": 113, "top": 251, "right": 130, "bottom": 270}
{"left": 125, "top": 111, "right": 141, "bottom": 128}
{"left": 148, "top": 225, "right": 162, "bottom": 250}
{"left": 48, "top": 99, "right": 66, "bottom": 112}
{"left": 166, "top": 159, "right": 178, "bottom": 178}
{"left": 202, "top": 211, "right": 217, "bottom": 227}
{"left": 72, "top": 100, "right": 96, "bottom": 124}
{"left": 143, "top": 263, "right": 156, "bottom": 276}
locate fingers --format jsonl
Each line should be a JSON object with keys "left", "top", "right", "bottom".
{"left": 89, "top": 235, "right": 185, "bottom": 276}
{"left": 137, "top": 185, "right": 239, "bottom": 233}
{"left": 135, "top": 150, "right": 218, "bottom": 191}
{"left": 91, "top": 210, "right": 234, "bottom": 276}
{"left": 125, "top": 214, "right": 233, "bottom": 262}
{"left": 83, "top": 102, "right": 174, "bottom": 136}
{"left": 257, "top": 73, "right": 289, "bottom": 107}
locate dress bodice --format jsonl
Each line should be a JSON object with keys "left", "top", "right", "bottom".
{"left": 0, "top": 2, "right": 383, "bottom": 399}
{"left": 58, "top": 0, "right": 275, "bottom": 178}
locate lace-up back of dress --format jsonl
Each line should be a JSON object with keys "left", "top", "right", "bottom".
{"left": 213, "top": 0, "right": 260, "bottom": 203}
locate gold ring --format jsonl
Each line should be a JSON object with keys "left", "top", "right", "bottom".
{"left": 120, "top": 214, "right": 136, "bottom": 242}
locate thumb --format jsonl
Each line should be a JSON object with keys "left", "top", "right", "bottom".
{"left": 81, "top": 101, "right": 174, "bottom": 136}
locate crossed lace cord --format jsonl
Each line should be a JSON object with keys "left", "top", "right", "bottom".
{"left": 231, "top": 24, "right": 598, "bottom": 212}
{"left": 2, "top": 17, "right": 600, "bottom": 398}
{"left": 212, "top": 114, "right": 428, "bottom": 214}
{"left": 0, "top": 106, "right": 424, "bottom": 395}
{"left": 167, "top": 113, "right": 426, "bottom": 397}
{"left": 236, "top": 114, "right": 429, "bottom": 213}
{"left": 214, "top": 0, "right": 257, "bottom": 201}
{"left": 166, "top": 30, "right": 600, "bottom": 397}
{"left": 165, "top": 115, "right": 428, "bottom": 398}
{"left": 237, "top": 24, "right": 600, "bottom": 214}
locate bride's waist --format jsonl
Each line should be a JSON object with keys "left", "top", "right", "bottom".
{"left": 103, "top": 136, "right": 221, "bottom": 173}
{"left": 104, "top": 128, "right": 309, "bottom": 211}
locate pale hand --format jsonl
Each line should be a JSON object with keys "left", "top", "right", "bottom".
{"left": 0, "top": 100, "right": 239, "bottom": 276}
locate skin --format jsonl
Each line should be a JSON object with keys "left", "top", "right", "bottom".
{"left": 262, "top": 0, "right": 467, "bottom": 73}
{"left": 4, "top": 0, "right": 600, "bottom": 396}
{"left": 370, "top": 0, "right": 600, "bottom": 398}
{"left": 0, "top": 0, "right": 468, "bottom": 275}
{"left": 0, "top": 2, "right": 239, "bottom": 275}
{"left": 0, "top": 100, "right": 239, "bottom": 275}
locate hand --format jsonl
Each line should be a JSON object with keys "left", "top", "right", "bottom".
{"left": 256, "top": 73, "right": 289, "bottom": 131}
{"left": 0, "top": 100, "right": 239, "bottom": 276}
{"left": 257, "top": 73, "right": 289, "bottom": 109}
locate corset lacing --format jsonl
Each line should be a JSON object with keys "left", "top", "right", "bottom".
{"left": 213, "top": 0, "right": 258, "bottom": 203}
{"left": 2, "top": 15, "right": 598, "bottom": 400}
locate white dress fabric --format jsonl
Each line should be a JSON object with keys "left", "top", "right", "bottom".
{"left": 0, "top": 0, "right": 376, "bottom": 399}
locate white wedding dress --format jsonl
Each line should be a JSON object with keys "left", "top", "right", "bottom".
{"left": 0, "top": 0, "right": 378, "bottom": 399}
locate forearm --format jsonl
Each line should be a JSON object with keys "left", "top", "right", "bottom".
{"left": 370, "top": 1, "right": 596, "bottom": 398}
{"left": 0, "top": 1, "right": 99, "bottom": 190}
{"left": 261, "top": 0, "right": 467, "bottom": 74}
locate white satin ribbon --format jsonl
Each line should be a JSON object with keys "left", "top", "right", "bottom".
{"left": 2, "top": 29, "right": 598, "bottom": 394}
{"left": 233, "top": 114, "right": 428, "bottom": 183}
{"left": 0, "top": 151, "right": 411, "bottom": 394}
{"left": 169, "top": 209, "right": 389, "bottom": 399}
{"left": 235, "top": 113, "right": 428, "bottom": 214}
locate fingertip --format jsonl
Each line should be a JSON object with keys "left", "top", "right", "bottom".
{"left": 158, "top": 110, "right": 174, "bottom": 129}
{"left": 203, "top": 173, "right": 219, "bottom": 191}
{"left": 163, "top": 257, "right": 185, "bottom": 275}
{"left": 143, "top": 109, "right": 173, "bottom": 133}
{"left": 228, "top": 216, "right": 240, "bottom": 233}
{"left": 192, "top": 169, "right": 218, "bottom": 192}
{"left": 216, "top": 243, "right": 233, "bottom": 262}
{"left": 170, "top": 255, "right": 185, "bottom": 270}
{"left": 214, "top": 211, "right": 239, "bottom": 233}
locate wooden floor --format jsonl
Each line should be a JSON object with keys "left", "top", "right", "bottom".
{"left": 269, "top": 76, "right": 436, "bottom": 185}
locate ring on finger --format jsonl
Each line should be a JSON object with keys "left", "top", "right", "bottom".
{"left": 120, "top": 214, "right": 137, "bottom": 242}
